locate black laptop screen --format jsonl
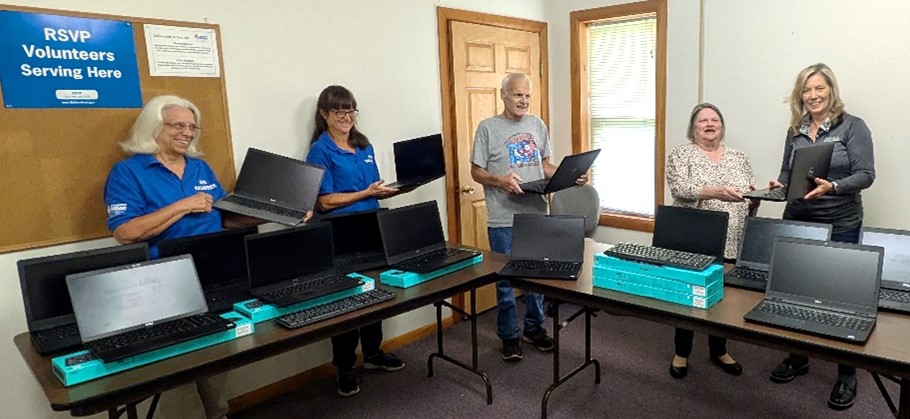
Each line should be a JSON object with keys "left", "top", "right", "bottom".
{"left": 66, "top": 255, "right": 208, "bottom": 342}
{"left": 17, "top": 243, "right": 149, "bottom": 328}
{"left": 321, "top": 210, "right": 383, "bottom": 256}
{"left": 739, "top": 218, "right": 831, "bottom": 266}
{"left": 512, "top": 214, "right": 584, "bottom": 262}
{"left": 393, "top": 134, "right": 445, "bottom": 181}
{"left": 860, "top": 229, "right": 910, "bottom": 285}
{"left": 158, "top": 227, "right": 255, "bottom": 288}
{"left": 652, "top": 205, "right": 728, "bottom": 262}
{"left": 378, "top": 201, "right": 445, "bottom": 259}
{"left": 235, "top": 148, "right": 324, "bottom": 209}
{"left": 768, "top": 239, "right": 882, "bottom": 309}
{"left": 245, "top": 224, "right": 335, "bottom": 288}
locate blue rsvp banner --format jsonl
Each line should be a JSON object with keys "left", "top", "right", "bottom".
{"left": 0, "top": 11, "right": 142, "bottom": 108}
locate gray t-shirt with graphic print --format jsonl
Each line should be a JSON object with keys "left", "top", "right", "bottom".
{"left": 471, "top": 114, "right": 550, "bottom": 228}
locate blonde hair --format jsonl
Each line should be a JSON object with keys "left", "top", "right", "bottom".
{"left": 120, "top": 95, "right": 203, "bottom": 156}
{"left": 787, "top": 63, "right": 845, "bottom": 134}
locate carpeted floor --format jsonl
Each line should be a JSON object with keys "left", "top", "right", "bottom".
{"left": 233, "top": 302, "right": 896, "bottom": 418}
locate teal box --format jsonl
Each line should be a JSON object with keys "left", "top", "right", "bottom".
{"left": 51, "top": 312, "right": 254, "bottom": 387}
{"left": 593, "top": 275, "right": 723, "bottom": 309}
{"left": 593, "top": 253, "right": 723, "bottom": 286}
{"left": 233, "top": 273, "right": 375, "bottom": 323}
{"left": 380, "top": 255, "right": 483, "bottom": 288}
{"left": 592, "top": 265, "right": 723, "bottom": 297}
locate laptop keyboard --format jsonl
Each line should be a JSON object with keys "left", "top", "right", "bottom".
{"left": 336, "top": 253, "right": 386, "bottom": 269}
{"left": 222, "top": 195, "right": 307, "bottom": 219}
{"left": 604, "top": 243, "right": 715, "bottom": 271}
{"left": 276, "top": 289, "right": 397, "bottom": 329}
{"left": 521, "top": 179, "right": 547, "bottom": 193}
{"left": 87, "top": 313, "right": 234, "bottom": 362}
{"left": 260, "top": 274, "right": 363, "bottom": 304}
{"left": 756, "top": 301, "right": 872, "bottom": 331}
{"left": 508, "top": 260, "right": 580, "bottom": 272}
{"left": 880, "top": 288, "right": 910, "bottom": 304}
{"left": 394, "top": 248, "right": 472, "bottom": 272}
{"left": 727, "top": 267, "right": 768, "bottom": 282}
{"left": 33, "top": 323, "right": 80, "bottom": 342}
{"left": 762, "top": 188, "right": 786, "bottom": 200}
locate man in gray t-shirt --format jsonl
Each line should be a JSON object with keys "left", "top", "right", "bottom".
{"left": 470, "top": 73, "right": 585, "bottom": 362}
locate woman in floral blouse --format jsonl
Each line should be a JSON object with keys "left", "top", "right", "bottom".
{"left": 666, "top": 103, "right": 756, "bottom": 380}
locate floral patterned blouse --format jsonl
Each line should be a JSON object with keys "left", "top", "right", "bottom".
{"left": 666, "top": 143, "right": 755, "bottom": 259}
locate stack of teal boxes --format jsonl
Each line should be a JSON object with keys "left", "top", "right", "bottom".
{"left": 592, "top": 251, "right": 724, "bottom": 309}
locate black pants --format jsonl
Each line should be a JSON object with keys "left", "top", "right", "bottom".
{"left": 786, "top": 353, "right": 856, "bottom": 376}
{"left": 674, "top": 328, "right": 727, "bottom": 358}
{"left": 331, "top": 321, "right": 383, "bottom": 371}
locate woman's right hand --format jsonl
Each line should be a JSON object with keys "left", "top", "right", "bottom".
{"left": 181, "top": 192, "right": 213, "bottom": 213}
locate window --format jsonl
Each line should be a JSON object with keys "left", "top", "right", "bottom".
{"left": 571, "top": 0, "right": 666, "bottom": 232}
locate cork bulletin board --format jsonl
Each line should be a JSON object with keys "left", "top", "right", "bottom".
{"left": 0, "top": 5, "right": 236, "bottom": 253}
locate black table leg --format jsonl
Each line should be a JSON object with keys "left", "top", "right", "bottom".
{"left": 540, "top": 302, "right": 601, "bottom": 419}
{"left": 427, "top": 288, "right": 493, "bottom": 404}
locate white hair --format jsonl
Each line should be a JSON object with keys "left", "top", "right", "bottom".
{"left": 120, "top": 95, "right": 203, "bottom": 156}
{"left": 500, "top": 73, "right": 531, "bottom": 94}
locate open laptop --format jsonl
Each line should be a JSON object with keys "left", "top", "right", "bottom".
{"left": 385, "top": 133, "right": 445, "bottom": 192}
{"left": 744, "top": 237, "right": 883, "bottom": 343}
{"left": 499, "top": 214, "right": 585, "bottom": 280}
{"left": 377, "top": 200, "right": 480, "bottom": 274}
{"left": 214, "top": 148, "right": 325, "bottom": 226}
{"left": 725, "top": 217, "right": 832, "bottom": 290}
{"left": 743, "top": 142, "right": 835, "bottom": 202}
{"left": 245, "top": 223, "right": 364, "bottom": 307}
{"left": 17, "top": 243, "right": 150, "bottom": 355}
{"left": 860, "top": 227, "right": 910, "bottom": 313}
{"left": 520, "top": 149, "right": 601, "bottom": 194}
{"left": 158, "top": 227, "right": 257, "bottom": 312}
{"left": 652, "top": 205, "right": 728, "bottom": 263}
{"left": 317, "top": 209, "right": 388, "bottom": 273}
{"left": 66, "top": 255, "right": 236, "bottom": 362}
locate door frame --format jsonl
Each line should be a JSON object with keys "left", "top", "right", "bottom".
{"left": 436, "top": 7, "right": 550, "bottom": 245}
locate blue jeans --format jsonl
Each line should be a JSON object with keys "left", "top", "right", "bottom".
{"left": 488, "top": 227, "right": 546, "bottom": 341}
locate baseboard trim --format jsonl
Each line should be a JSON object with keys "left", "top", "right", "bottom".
{"left": 228, "top": 313, "right": 458, "bottom": 414}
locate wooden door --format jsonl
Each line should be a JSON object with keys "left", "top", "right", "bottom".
{"left": 438, "top": 9, "right": 547, "bottom": 314}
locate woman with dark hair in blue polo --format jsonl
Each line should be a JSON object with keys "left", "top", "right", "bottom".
{"left": 306, "top": 85, "right": 404, "bottom": 397}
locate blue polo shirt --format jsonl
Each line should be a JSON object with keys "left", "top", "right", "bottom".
{"left": 104, "top": 154, "right": 226, "bottom": 258}
{"left": 306, "top": 131, "right": 381, "bottom": 215}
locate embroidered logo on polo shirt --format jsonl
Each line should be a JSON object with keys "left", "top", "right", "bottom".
{"left": 194, "top": 179, "right": 218, "bottom": 191}
{"left": 365, "top": 154, "right": 374, "bottom": 164}
{"left": 823, "top": 136, "right": 842, "bottom": 143}
{"left": 108, "top": 203, "right": 127, "bottom": 217}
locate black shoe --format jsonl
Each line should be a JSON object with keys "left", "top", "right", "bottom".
{"left": 669, "top": 362, "right": 688, "bottom": 379}
{"left": 363, "top": 352, "right": 405, "bottom": 372}
{"left": 501, "top": 338, "right": 523, "bottom": 362}
{"left": 337, "top": 370, "right": 361, "bottom": 397}
{"left": 522, "top": 329, "right": 555, "bottom": 352}
{"left": 828, "top": 375, "right": 857, "bottom": 410}
{"left": 769, "top": 358, "right": 809, "bottom": 383}
{"left": 711, "top": 356, "right": 743, "bottom": 376}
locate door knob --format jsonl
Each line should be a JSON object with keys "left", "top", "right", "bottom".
{"left": 461, "top": 185, "right": 476, "bottom": 195}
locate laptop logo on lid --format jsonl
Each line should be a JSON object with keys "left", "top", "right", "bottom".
{"left": 814, "top": 299, "right": 822, "bottom": 304}
{"left": 902, "top": 283, "right": 910, "bottom": 288}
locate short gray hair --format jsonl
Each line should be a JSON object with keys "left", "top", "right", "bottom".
{"left": 120, "top": 95, "right": 203, "bottom": 156}
{"left": 501, "top": 73, "right": 531, "bottom": 94}
{"left": 686, "top": 102, "right": 726, "bottom": 142}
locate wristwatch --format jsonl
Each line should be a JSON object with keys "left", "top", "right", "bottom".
{"left": 830, "top": 181, "right": 839, "bottom": 194}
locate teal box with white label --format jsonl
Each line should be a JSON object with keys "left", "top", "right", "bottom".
{"left": 380, "top": 254, "right": 483, "bottom": 288}
{"left": 51, "top": 311, "right": 254, "bottom": 387}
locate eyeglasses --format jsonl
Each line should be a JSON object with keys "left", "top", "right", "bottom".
{"left": 164, "top": 122, "right": 200, "bottom": 132}
{"left": 332, "top": 109, "right": 359, "bottom": 118}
